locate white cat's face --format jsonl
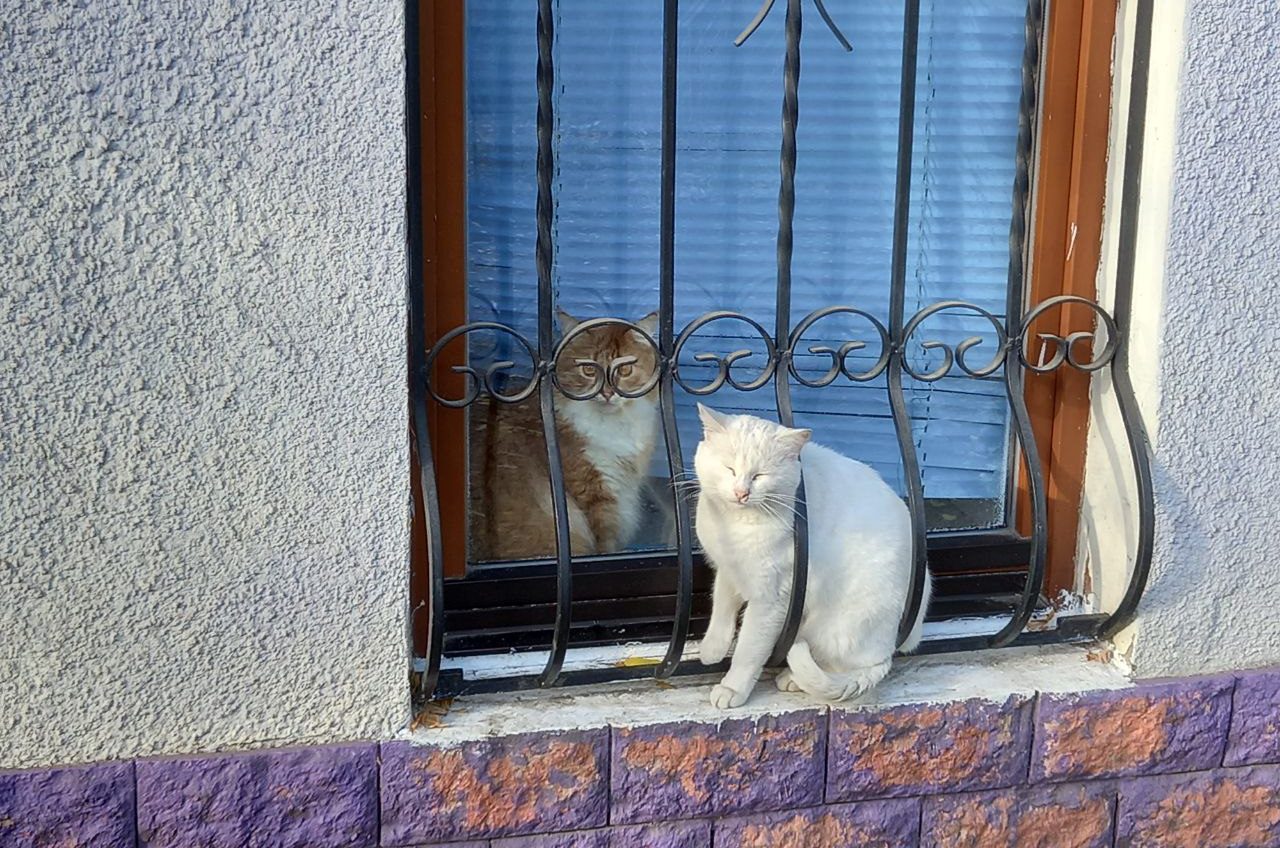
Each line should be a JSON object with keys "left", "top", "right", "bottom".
{"left": 693, "top": 404, "right": 810, "bottom": 513}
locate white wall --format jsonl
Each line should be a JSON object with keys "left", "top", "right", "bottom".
{"left": 0, "top": 2, "right": 409, "bottom": 769}
{"left": 1086, "top": 0, "right": 1280, "bottom": 677}
{"left": 3, "top": 0, "right": 1277, "bottom": 771}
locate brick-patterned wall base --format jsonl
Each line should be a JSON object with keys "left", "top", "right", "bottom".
{"left": 3, "top": 667, "right": 1278, "bottom": 847}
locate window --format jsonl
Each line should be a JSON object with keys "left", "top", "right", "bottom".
{"left": 409, "top": 0, "right": 1140, "bottom": 697}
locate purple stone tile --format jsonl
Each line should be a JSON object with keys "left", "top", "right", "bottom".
{"left": 491, "top": 830, "right": 607, "bottom": 848}
{"left": 380, "top": 730, "right": 608, "bottom": 845}
{"left": 1226, "top": 668, "right": 1280, "bottom": 766}
{"left": 922, "top": 781, "right": 1116, "bottom": 848}
{"left": 0, "top": 761, "right": 135, "bottom": 848}
{"left": 1033, "top": 678, "right": 1233, "bottom": 782}
{"left": 490, "top": 821, "right": 710, "bottom": 848}
{"left": 606, "top": 822, "right": 712, "bottom": 848}
{"left": 826, "top": 696, "right": 1033, "bottom": 801}
{"left": 714, "top": 799, "right": 920, "bottom": 848}
{"left": 135, "top": 743, "right": 376, "bottom": 848}
{"left": 610, "top": 710, "right": 825, "bottom": 824}
{"left": 1116, "top": 766, "right": 1280, "bottom": 847}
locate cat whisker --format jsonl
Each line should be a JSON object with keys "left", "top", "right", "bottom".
{"left": 752, "top": 500, "right": 796, "bottom": 531}
{"left": 756, "top": 498, "right": 804, "bottom": 524}
{"left": 757, "top": 494, "right": 798, "bottom": 514}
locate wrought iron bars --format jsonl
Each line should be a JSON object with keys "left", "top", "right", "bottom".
{"left": 532, "top": 0, "right": 574, "bottom": 687}
{"left": 886, "top": 0, "right": 927, "bottom": 648}
{"left": 1097, "top": 0, "right": 1155, "bottom": 638}
{"left": 991, "top": 0, "right": 1047, "bottom": 648}
{"left": 764, "top": 0, "right": 810, "bottom": 671}
{"left": 410, "top": 0, "right": 1158, "bottom": 699}
{"left": 656, "top": 0, "right": 695, "bottom": 677}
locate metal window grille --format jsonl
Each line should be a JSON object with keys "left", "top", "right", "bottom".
{"left": 407, "top": 0, "right": 1155, "bottom": 701}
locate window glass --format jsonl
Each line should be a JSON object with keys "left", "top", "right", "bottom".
{"left": 465, "top": 0, "right": 1028, "bottom": 562}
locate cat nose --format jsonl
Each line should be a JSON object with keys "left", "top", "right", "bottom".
{"left": 599, "top": 386, "right": 615, "bottom": 401}
{"left": 733, "top": 485, "right": 750, "bottom": 503}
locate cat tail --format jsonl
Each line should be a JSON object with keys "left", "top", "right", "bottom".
{"left": 898, "top": 568, "right": 934, "bottom": 655}
{"left": 784, "top": 640, "right": 892, "bottom": 702}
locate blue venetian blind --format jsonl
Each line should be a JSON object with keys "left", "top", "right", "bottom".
{"left": 466, "top": 0, "right": 1028, "bottom": 526}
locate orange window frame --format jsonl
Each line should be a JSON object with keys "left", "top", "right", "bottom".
{"left": 410, "top": 0, "right": 1119, "bottom": 642}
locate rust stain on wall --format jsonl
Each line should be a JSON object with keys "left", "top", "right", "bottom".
{"left": 412, "top": 739, "right": 600, "bottom": 832}
{"left": 1043, "top": 696, "right": 1172, "bottom": 775}
{"left": 855, "top": 705, "right": 1016, "bottom": 788}
{"left": 738, "top": 812, "right": 881, "bottom": 848}
{"left": 1139, "top": 779, "right": 1280, "bottom": 847}
{"left": 932, "top": 793, "right": 1110, "bottom": 848}
{"left": 621, "top": 723, "right": 814, "bottom": 804}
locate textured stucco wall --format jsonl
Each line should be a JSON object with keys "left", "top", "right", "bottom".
{"left": 0, "top": 3, "right": 409, "bottom": 768}
{"left": 1133, "top": 0, "right": 1280, "bottom": 675}
{"left": 1093, "top": 1, "right": 1280, "bottom": 676}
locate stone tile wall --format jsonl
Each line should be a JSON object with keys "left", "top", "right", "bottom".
{"left": 3, "top": 667, "right": 1278, "bottom": 847}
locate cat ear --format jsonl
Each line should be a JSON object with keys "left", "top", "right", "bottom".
{"left": 635, "top": 311, "right": 659, "bottom": 336}
{"left": 777, "top": 427, "right": 812, "bottom": 457}
{"left": 556, "top": 308, "right": 579, "bottom": 334}
{"left": 697, "top": 403, "right": 730, "bottom": 435}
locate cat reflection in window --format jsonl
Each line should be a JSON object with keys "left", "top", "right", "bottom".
{"left": 471, "top": 310, "right": 665, "bottom": 561}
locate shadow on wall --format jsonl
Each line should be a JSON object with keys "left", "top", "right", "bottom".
{"left": 1082, "top": 370, "right": 1200, "bottom": 628}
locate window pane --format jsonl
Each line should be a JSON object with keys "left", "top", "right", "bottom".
{"left": 465, "top": 0, "right": 1028, "bottom": 562}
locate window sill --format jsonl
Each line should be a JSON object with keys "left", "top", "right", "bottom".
{"left": 405, "top": 642, "right": 1130, "bottom": 747}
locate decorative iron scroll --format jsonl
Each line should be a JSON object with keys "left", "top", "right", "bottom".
{"left": 423, "top": 300, "right": 1119, "bottom": 409}
{"left": 409, "top": 0, "right": 1156, "bottom": 701}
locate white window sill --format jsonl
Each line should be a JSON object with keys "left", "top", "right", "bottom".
{"left": 405, "top": 640, "right": 1131, "bottom": 746}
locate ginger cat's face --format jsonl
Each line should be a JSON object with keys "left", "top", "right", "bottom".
{"left": 555, "top": 310, "right": 659, "bottom": 412}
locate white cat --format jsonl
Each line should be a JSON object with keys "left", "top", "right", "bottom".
{"left": 693, "top": 404, "right": 931, "bottom": 709}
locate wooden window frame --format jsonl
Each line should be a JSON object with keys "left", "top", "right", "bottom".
{"left": 1021, "top": 0, "right": 1118, "bottom": 598}
{"left": 410, "top": 0, "right": 1118, "bottom": 653}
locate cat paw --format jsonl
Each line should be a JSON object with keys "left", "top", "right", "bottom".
{"left": 775, "top": 669, "right": 802, "bottom": 693}
{"left": 710, "top": 683, "right": 748, "bottom": 709}
{"left": 698, "top": 631, "right": 733, "bottom": 665}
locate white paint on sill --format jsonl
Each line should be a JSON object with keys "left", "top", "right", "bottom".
{"left": 436, "top": 616, "right": 1020, "bottom": 683}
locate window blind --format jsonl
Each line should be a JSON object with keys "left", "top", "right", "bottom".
{"left": 466, "top": 0, "right": 1028, "bottom": 525}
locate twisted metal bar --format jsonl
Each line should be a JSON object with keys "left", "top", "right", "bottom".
{"left": 535, "top": 0, "right": 573, "bottom": 688}
{"left": 655, "top": 0, "right": 694, "bottom": 677}
{"left": 765, "top": 0, "right": 810, "bottom": 670}
{"left": 990, "top": 0, "right": 1046, "bottom": 649}
{"left": 887, "top": 0, "right": 927, "bottom": 648}
{"left": 735, "top": 0, "right": 852, "bottom": 51}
